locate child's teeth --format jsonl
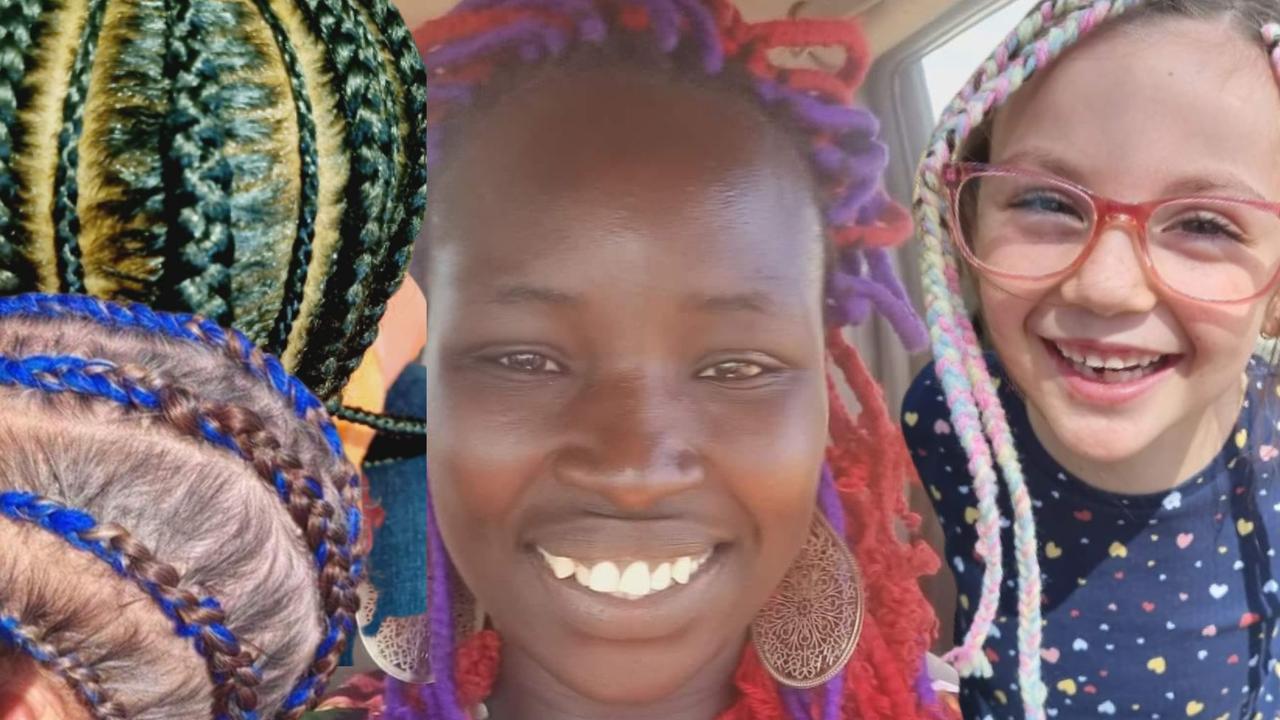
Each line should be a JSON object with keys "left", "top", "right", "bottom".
{"left": 1104, "top": 356, "right": 1125, "bottom": 370}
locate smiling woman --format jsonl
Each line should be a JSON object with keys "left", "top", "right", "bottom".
{"left": 322, "top": 0, "right": 947, "bottom": 718}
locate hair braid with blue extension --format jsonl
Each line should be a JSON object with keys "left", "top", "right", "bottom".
{"left": 0, "top": 613, "right": 127, "bottom": 720}
{"left": 0, "top": 292, "right": 363, "bottom": 718}
{"left": 0, "top": 488, "right": 262, "bottom": 719}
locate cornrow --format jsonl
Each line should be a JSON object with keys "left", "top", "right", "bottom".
{"left": 0, "top": 292, "right": 364, "bottom": 717}
{"left": 912, "top": 2, "right": 1280, "bottom": 718}
{"left": 0, "top": 613, "right": 127, "bottom": 720}
{"left": 0, "top": 0, "right": 42, "bottom": 294}
{"left": 0, "top": 489, "right": 263, "bottom": 720}
{"left": 0, "top": 0, "right": 425, "bottom": 399}
{"left": 411, "top": 1, "right": 941, "bottom": 718}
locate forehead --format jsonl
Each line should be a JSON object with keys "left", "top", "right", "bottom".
{"left": 429, "top": 68, "right": 825, "bottom": 294}
{"left": 991, "top": 15, "right": 1280, "bottom": 199}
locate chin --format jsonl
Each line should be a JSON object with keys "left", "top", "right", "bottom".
{"left": 548, "top": 646, "right": 721, "bottom": 705}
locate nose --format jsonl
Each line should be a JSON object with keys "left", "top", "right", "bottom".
{"left": 553, "top": 371, "right": 704, "bottom": 512}
{"left": 1057, "top": 220, "right": 1159, "bottom": 316}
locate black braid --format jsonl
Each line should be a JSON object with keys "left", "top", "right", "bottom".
{"left": 0, "top": 0, "right": 44, "bottom": 294}
{"left": 254, "top": 0, "right": 322, "bottom": 356}
{"left": 289, "top": 0, "right": 399, "bottom": 399}
{"left": 52, "top": 0, "right": 110, "bottom": 293}
{"left": 332, "top": 404, "right": 425, "bottom": 436}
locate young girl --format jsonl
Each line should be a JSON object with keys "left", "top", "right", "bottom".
{"left": 0, "top": 293, "right": 363, "bottom": 719}
{"left": 316, "top": 0, "right": 950, "bottom": 717}
{"left": 906, "top": 1, "right": 1280, "bottom": 718}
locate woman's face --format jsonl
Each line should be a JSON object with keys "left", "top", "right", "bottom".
{"left": 973, "top": 16, "right": 1280, "bottom": 486}
{"left": 425, "top": 70, "right": 830, "bottom": 708}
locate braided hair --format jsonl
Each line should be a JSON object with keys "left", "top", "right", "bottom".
{"left": 912, "top": 2, "right": 1280, "bottom": 717}
{"left": 407, "top": 1, "right": 943, "bottom": 718}
{"left": 0, "top": 293, "right": 365, "bottom": 718}
{"left": 0, "top": 0, "right": 425, "bottom": 400}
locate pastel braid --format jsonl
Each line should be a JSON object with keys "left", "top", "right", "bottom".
{"left": 913, "top": 1, "right": 1159, "bottom": 717}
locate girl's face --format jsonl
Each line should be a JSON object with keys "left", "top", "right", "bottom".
{"left": 425, "top": 71, "right": 829, "bottom": 710}
{"left": 976, "top": 16, "right": 1280, "bottom": 488}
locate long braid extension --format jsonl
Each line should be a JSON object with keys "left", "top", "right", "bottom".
{"left": 155, "top": 0, "right": 240, "bottom": 326}
{"left": 0, "top": 0, "right": 43, "bottom": 294}
{"left": 0, "top": 489, "right": 262, "bottom": 719}
{"left": 0, "top": 293, "right": 362, "bottom": 717}
{"left": 254, "top": 0, "right": 322, "bottom": 356}
{"left": 343, "top": 0, "right": 428, "bottom": 374}
{"left": 288, "top": 0, "right": 399, "bottom": 401}
{"left": 0, "top": 613, "right": 128, "bottom": 720}
{"left": 331, "top": 404, "right": 426, "bottom": 437}
{"left": 51, "top": 0, "right": 110, "bottom": 293}
{"left": 912, "top": 1, "right": 1156, "bottom": 716}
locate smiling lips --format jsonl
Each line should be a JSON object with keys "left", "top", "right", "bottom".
{"left": 1049, "top": 340, "right": 1174, "bottom": 384}
{"left": 538, "top": 547, "right": 713, "bottom": 600}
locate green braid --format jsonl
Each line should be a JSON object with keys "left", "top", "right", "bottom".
{"left": 289, "top": 0, "right": 400, "bottom": 398}
{"left": 253, "top": 0, "right": 321, "bottom": 356}
{"left": 52, "top": 0, "right": 109, "bottom": 293}
{"left": 0, "top": 0, "right": 43, "bottom": 294}
{"left": 0, "top": 0, "right": 427, "bottom": 399}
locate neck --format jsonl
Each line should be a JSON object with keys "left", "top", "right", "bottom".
{"left": 1027, "top": 377, "right": 1245, "bottom": 496}
{"left": 484, "top": 639, "right": 743, "bottom": 720}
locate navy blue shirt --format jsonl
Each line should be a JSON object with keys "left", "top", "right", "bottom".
{"left": 904, "top": 357, "right": 1280, "bottom": 720}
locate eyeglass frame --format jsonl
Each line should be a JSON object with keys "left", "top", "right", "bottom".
{"left": 940, "top": 162, "right": 1280, "bottom": 305}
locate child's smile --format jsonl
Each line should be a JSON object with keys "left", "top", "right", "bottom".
{"left": 976, "top": 16, "right": 1280, "bottom": 493}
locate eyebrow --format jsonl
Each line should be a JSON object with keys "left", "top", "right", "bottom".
{"left": 998, "top": 148, "right": 1270, "bottom": 202}
{"left": 487, "top": 284, "right": 580, "bottom": 306}
{"left": 684, "top": 291, "right": 778, "bottom": 316}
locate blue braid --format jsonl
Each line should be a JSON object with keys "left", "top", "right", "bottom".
{"left": 0, "top": 491, "right": 260, "bottom": 720}
{"left": 0, "top": 293, "right": 364, "bottom": 717}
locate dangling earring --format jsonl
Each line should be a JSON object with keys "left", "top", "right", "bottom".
{"left": 357, "top": 548, "right": 482, "bottom": 684}
{"left": 751, "top": 513, "right": 865, "bottom": 689}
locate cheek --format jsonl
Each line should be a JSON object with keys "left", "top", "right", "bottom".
{"left": 976, "top": 280, "right": 1038, "bottom": 351}
{"left": 1175, "top": 300, "right": 1267, "bottom": 366}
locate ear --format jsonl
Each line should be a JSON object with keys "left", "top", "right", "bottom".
{"left": 0, "top": 662, "right": 82, "bottom": 720}
{"left": 1263, "top": 291, "right": 1280, "bottom": 339}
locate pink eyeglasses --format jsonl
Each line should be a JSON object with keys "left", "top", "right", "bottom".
{"left": 942, "top": 163, "right": 1280, "bottom": 304}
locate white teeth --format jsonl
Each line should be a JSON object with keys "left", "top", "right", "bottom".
{"left": 1053, "top": 342, "right": 1164, "bottom": 374}
{"left": 588, "top": 561, "right": 620, "bottom": 593}
{"left": 650, "top": 562, "right": 672, "bottom": 591}
{"left": 618, "top": 561, "right": 650, "bottom": 595}
{"left": 538, "top": 549, "right": 576, "bottom": 580}
{"left": 672, "top": 556, "right": 692, "bottom": 584}
{"left": 537, "top": 548, "right": 712, "bottom": 600}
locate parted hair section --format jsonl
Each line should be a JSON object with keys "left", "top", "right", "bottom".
{"left": 0, "top": 0, "right": 426, "bottom": 399}
{"left": 0, "top": 305, "right": 359, "bottom": 719}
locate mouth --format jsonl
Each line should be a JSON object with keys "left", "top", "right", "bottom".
{"left": 1047, "top": 339, "right": 1177, "bottom": 384}
{"left": 537, "top": 547, "right": 715, "bottom": 601}
{"left": 1042, "top": 338, "right": 1182, "bottom": 406}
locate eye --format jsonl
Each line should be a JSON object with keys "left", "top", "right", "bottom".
{"left": 1009, "top": 190, "right": 1086, "bottom": 220}
{"left": 1164, "top": 212, "right": 1246, "bottom": 243}
{"left": 696, "top": 360, "right": 770, "bottom": 382}
{"left": 495, "top": 352, "right": 564, "bottom": 374}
